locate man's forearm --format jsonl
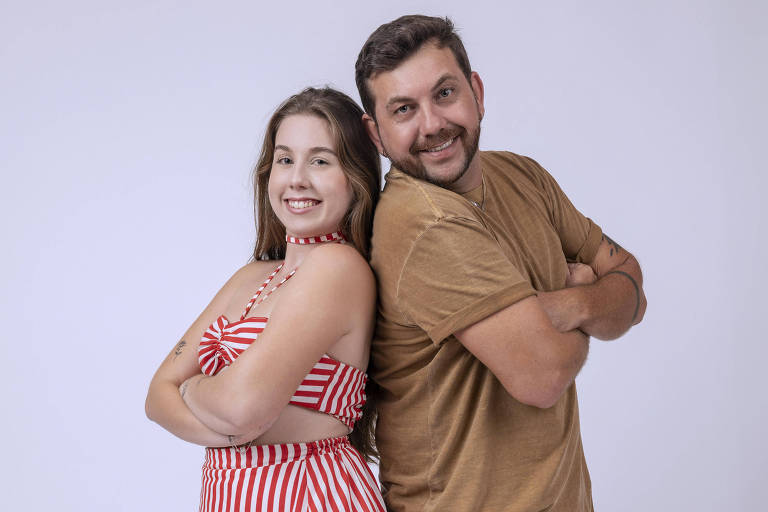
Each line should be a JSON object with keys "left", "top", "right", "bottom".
{"left": 538, "top": 255, "right": 646, "bottom": 340}
{"left": 527, "top": 327, "right": 590, "bottom": 408}
{"left": 566, "top": 256, "right": 645, "bottom": 339}
{"left": 579, "top": 258, "right": 646, "bottom": 339}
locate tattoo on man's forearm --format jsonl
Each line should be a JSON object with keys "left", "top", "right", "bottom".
{"left": 605, "top": 270, "right": 640, "bottom": 322}
{"left": 602, "top": 234, "right": 623, "bottom": 257}
{"left": 173, "top": 340, "right": 187, "bottom": 360}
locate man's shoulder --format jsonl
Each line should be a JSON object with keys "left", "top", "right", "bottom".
{"left": 371, "top": 168, "right": 485, "bottom": 278}
{"left": 376, "top": 168, "right": 478, "bottom": 225}
{"left": 481, "top": 150, "right": 557, "bottom": 190}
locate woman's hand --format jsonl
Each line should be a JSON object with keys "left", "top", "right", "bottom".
{"left": 180, "top": 373, "right": 206, "bottom": 400}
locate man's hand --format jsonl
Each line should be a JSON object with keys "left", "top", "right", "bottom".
{"left": 536, "top": 263, "right": 596, "bottom": 332}
{"left": 540, "top": 235, "right": 646, "bottom": 339}
{"left": 565, "top": 263, "right": 597, "bottom": 287}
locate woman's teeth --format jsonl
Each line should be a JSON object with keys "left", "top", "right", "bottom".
{"left": 288, "top": 200, "right": 319, "bottom": 209}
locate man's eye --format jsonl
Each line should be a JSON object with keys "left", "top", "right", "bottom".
{"left": 395, "top": 105, "right": 410, "bottom": 115}
{"left": 439, "top": 88, "right": 453, "bottom": 98}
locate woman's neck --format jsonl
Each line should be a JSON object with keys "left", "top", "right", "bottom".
{"left": 282, "top": 242, "right": 318, "bottom": 271}
{"left": 281, "top": 231, "right": 344, "bottom": 270}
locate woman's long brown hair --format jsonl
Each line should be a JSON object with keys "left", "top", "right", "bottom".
{"left": 251, "top": 87, "right": 381, "bottom": 460}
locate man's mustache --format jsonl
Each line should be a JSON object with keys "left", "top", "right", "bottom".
{"left": 410, "top": 126, "right": 464, "bottom": 154}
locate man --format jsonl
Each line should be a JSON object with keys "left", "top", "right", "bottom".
{"left": 354, "top": 15, "right": 647, "bottom": 512}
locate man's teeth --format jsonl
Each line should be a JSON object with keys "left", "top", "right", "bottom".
{"left": 426, "top": 138, "right": 455, "bottom": 152}
{"left": 288, "top": 200, "right": 319, "bottom": 209}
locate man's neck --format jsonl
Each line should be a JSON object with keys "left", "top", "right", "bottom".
{"left": 447, "top": 152, "right": 483, "bottom": 193}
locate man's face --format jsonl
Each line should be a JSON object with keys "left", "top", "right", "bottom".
{"left": 364, "top": 42, "right": 485, "bottom": 192}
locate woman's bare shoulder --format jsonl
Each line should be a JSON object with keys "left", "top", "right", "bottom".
{"left": 302, "top": 244, "right": 374, "bottom": 284}
{"left": 230, "top": 259, "right": 283, "bottom": 282}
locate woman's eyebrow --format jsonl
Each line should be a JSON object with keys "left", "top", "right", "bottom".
{"left": 309, "top": 146, "right": 337, "bottom": 156}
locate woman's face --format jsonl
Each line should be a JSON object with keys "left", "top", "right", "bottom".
{"left": 268, "top": 114, "right": 353, "bottom": 238}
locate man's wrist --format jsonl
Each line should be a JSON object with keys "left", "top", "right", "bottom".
{"left": 568, "top": 285, "right": 592, "bottom": 327}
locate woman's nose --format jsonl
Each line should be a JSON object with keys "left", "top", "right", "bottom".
{"left": 289, "top": 163, "right": 310, "bottom": 189}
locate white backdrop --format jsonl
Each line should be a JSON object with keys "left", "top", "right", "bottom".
{"left": 2, "top": 1, "right": 765, "bottom": 510}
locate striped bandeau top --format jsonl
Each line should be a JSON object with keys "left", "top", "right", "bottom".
{"left": 197, "top": 264, "right": 367, "bottom": 430}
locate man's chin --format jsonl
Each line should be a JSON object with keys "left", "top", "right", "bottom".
{"left": 424, "top": 166, "right": 468, "bottom": 188}
{"left": 391, "top": 155, "right": 466, "bottom": 188}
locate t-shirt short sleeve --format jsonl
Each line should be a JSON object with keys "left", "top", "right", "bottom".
{"left": 397, "top": 215, "right": 535, "bottom": 345}
{"left": 523, "top": 156, "right": 603, "bottom": 264}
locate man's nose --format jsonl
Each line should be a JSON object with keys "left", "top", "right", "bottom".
{"left": 419, "top": 103, "right": 447, "bottom": 137}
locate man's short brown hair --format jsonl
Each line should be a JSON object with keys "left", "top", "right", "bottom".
{"left": 355, "top": 15, "right": 472, "bottom": 118}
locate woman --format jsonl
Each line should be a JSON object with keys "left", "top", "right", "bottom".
{"left": 145, "top": 87, "right": 385, "bottom": 511}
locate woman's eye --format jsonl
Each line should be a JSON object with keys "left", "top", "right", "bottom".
{"left": 276, "top": 156, "right": 292, "bottom": 165}
{"left": 313, "top": 159, "right": 329, "bottom": 166}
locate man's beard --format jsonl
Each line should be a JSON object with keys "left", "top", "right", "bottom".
{"left": 384, "top": 120, "right": 481, "bottom": 190}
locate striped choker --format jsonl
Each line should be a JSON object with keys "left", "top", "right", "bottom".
{"left": 285, "top": 231, "right": 345, "bottom": 245}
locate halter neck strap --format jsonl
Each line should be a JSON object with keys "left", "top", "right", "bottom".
{"left": 240, "top": 264, "right": 295, "bottom": 320}
{"left": 285, "top": 231, "right": 345, "bottom": 245}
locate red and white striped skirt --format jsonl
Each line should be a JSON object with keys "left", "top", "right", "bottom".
{"left": 199, "top": 436, "right": 385, "bottom": 511}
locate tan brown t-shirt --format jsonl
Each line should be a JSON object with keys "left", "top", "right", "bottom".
{"left": 369, "top": 151, "right": 602, "bottom": 512}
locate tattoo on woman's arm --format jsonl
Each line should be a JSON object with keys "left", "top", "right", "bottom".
{"left": 173, "top": 340, "right": 187, "bottom": 360}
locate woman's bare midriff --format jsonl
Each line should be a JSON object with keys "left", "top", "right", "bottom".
{"left": 240, "top": 404, "right": 351, "bottom": 447}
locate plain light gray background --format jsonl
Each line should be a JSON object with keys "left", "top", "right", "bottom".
{"left": 2, "top": 1, "right": 766, "bottom": 510}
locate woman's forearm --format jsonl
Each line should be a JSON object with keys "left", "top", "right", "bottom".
{"left": 181, "top": 372, "right": 277, "bottom": 440}
{"left": 146, "top": 379, "right": 247, "bottom": 447}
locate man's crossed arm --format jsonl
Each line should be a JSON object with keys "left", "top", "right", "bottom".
{"left": 538, "top": 234, "right": 646, "bottom": 339}
{"left": 454, "top": 234, "right": 646, "bottom": 408}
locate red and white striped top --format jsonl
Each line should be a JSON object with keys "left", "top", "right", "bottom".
{"left": 197, "top": 264, "right": 367, "bottom": 429}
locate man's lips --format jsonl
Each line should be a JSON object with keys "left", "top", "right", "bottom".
{"left": 412, "top": 127, "right": 463, "bottom": 154}
{"left": 422, "top": 137, "right": 456, "bottom": 153}
{"left": 414, "top": 136, "right": 459, "bottom": 159}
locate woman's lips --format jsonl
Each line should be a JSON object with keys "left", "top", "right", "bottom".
{"left": 285, "top": 199, "right": 321, "bottom": 213}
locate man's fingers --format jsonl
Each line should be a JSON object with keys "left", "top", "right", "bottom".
{"left": 566, "top": 263, "right": 597, "bottom": 287}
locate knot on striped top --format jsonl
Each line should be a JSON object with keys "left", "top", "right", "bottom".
{"left": 198, "top": 315, "right": 267, "bottom": 376}
{"left": 197, "top": 316, "right": 368, "bottom": 429}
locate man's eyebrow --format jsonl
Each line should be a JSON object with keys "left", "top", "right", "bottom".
{"left": 432, "top": 73, "right": 459, "bottom": 92}
{"left": 385, "top": 95, "right": 414, "bottom": 112}
{"left": 383, "top": 73, "right": 462, "bottom": 111}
